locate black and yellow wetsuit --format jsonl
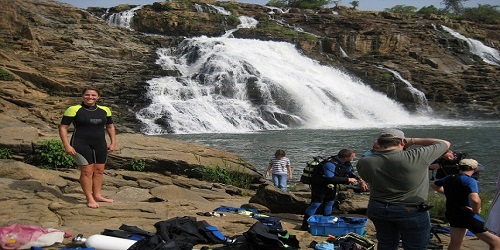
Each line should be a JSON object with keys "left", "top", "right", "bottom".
{"left": 60, "top": 102, "right": 113, "bottom": 165}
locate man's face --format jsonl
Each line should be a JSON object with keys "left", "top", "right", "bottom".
{"left": 347, "top": 153, "right": 356, "bottom": 162}
{"left": 442, "top": 151, "right": 454, "bottom": 161}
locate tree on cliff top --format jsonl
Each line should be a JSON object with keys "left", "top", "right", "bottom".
{"left": 267, "top": 0, "right": 333, "bottom": 8}
{"left": 441, "top": 0, "right": 469, "bottom": 13}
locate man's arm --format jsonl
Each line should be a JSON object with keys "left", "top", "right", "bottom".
{"left": 431, "top": 183, "right": 444, "bottom": 194}
{"left": 405, "top": 138, "right": 451, "bottom": 148}
{"left": 468, "top": 193, "right": 481, "bottom": 214}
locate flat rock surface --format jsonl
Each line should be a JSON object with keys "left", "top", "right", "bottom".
{"left": 0, "top": 160, "right": 488, "bottom": 249}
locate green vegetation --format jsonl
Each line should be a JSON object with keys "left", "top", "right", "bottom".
{"left": 383, "top": 3, "right": 499, "bottom": 24}
{"left": 189, "top": 165, "right": 255, "bottom": 189}
{"left": 219, "top": 1, "right": 241, "bottom": 13}
{"left": 349, "top": 1, "right": 359, "bottom": 10}
{"left": 0, "top": 148, "right": 12, "bottom": 159}
{"left": 257, "top": 18, "right": 319, "bottom": 42}
{"left": 166, "top": 0, "right": 192, "bottom": 4}
{"left": 462, "top": 4, "right": 500, "bottom": 24}
{"left": 384, "top": 5, "right": 417, "bottom": 14}
{"left": 153, "top": 2, "right": 172, "bottom": 11}
{"left": 428, "top": 193, "right": 447, "bottom": 220}
{"left": 131, "top": 158, "right": 146, "bottom": 171}
{"left": 0, "top": 68, "right": 16, "bottom": 81}
{"left": 267, "top": 0, "right": 288, "bottom": 8}
{"left": 33, "top": 139, "right": 75, "bottom": 170}
{"left": 417, "top": 5, "right": 449, "bottom": 16}
{"left": 267, "top": 0, "right": 333, "bottom": 9}
{"left": 441, "top": 0, "right": 467, "bottom": 14}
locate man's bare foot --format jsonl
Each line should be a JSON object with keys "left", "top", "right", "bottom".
{"left": 94, "top": 196, "right": 115, "bottom": 203}
{"left": 87, "top": 201, "right": 99, "bottom": 208}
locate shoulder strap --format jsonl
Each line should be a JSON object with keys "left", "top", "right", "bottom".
{"left": 197, "top": 220, "right": 226, "bottom": 243}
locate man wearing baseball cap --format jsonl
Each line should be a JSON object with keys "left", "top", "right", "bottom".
{"left": 432, "top": 159, "right": 500, "bottom": 250}
{"left": 357, "top": 128, "right": 450, "bottom": 250}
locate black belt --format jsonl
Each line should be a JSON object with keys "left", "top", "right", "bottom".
{"left": 372, "top": 200, "right": 433, "bottom": 211}
{"left": 372, "top": 200, "right": 419, "bottom": 207}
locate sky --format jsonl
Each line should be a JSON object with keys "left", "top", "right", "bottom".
{"left": 59, "top": 0, "right": 498, "bottom": 11}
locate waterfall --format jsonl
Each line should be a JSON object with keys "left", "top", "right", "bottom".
{"left": 223, "top": 16, "right": 258, "bottom": 37}
{"left": 136, "top": 36, "right": 441, "bottom": 134}
{"left": 339, "top": 46, "right": 349, "bottom": 58}
{"left": 376, "top": 66, "right": 433, "bottom": 114}
{"left": 207, "top": 4, "right": 231, "bottom": 15}
{"left": 132, "top": 5, "right": 447, "bottom": 134}
{"left": 441, "top": 26, "right": 500, "bottom": 66}
{"left": 106, "top": 5, "right": 143, "bottom": 30}
{"left": 265, "top": 6, "right": 290, "bottom": 14}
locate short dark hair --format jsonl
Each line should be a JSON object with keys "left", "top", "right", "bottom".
{"left": 81, "top": 87, "right": 100, "bottom": 96}
{"left": 338, "top": 149, "right": 355, "bottom": 159}
{"left": 377, "top": 137, "right": 402, "bottom": 148}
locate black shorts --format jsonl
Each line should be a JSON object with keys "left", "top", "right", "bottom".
{"left": 72, "top": 138, "right": 108, "bottom": 165}
{"left": 446, "top": 210, "right": 487, "bottom": 234}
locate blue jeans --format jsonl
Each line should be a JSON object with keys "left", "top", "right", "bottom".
{"left": 272, "top": 174, "right": 288, "bottom": 192}
{"left": 367, "top": 200, "right": 431, "bottom": 250}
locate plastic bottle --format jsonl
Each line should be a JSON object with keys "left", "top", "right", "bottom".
{"left": 73, "top": 234, "right": 137, "bottom": 250}
{"left": 5, "top": 233, "right": 17, "bottom": 245}
{"left": 2, "top": 233, "right": 20, "bottom": 249}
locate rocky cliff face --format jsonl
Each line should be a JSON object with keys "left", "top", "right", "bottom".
{"left": 0, "top": 0, "right": 499, "bottom": 136}
{"left": 125, "top": 1, "right": 500, "bottom": 118}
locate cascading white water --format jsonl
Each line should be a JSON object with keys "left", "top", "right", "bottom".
{"left": 136, "top": 16, "right": 441, "bottom": 134}
{"left": 107, "top": 5, "right": 143, "bottom": 30}
{"left": 441, "top": 26, "right": 500, "bottom": 66}
{"left": 376, "top": 66, "right": 433, "bottom": 114}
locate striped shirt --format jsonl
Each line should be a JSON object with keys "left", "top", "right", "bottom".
{"left": 269, "top": 157, "right": 291, "bottom": 175}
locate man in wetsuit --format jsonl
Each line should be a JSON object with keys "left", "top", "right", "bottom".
{"left": 300, "top": 149, "right": 368, "bottom": 231}
{"left": 59, "top": 87, "right": 117, "bottom": 208}
{"left": 431, "top": 159, "right": 500, "bottom": 250}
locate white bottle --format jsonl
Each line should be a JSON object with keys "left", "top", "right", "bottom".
{"left": 73, "top": 234, "right": 137, "bottom": 250}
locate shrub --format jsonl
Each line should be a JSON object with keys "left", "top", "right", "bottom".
{"left": 428, "top": 193, "right": 447, "bottom": 220}
{"left": 417, "top": 5, "right": 449, "bottom": 16}
{"left": 384, "top": 5, "right": 417, "bottom": 14}
{"left": 131, "top": 158, "right": 146, "bottom": 171}
{"left": 0, "top": 148, "right": 12, "bottom": 159}
{"left": 33, "top": 139, "right": 75, "bottom": 169}
{"left": 189, "top": 165, "right": 255, "bottom": 189}
{"left": 0, "top": 68, "right": 16, "bottom": 81}
{"left": 267, "top": 0, "right": 288, "bottom": 7}
{"left": 462, "top": 4, "right": 500, "bottom": 24}
{"left": 268, "top": 0, "right": 332, "bottom": 9}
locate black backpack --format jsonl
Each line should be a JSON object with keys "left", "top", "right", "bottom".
{"left": 242, "top": 222, "right": 299, "bottom": 250}
{"left": 128, "top": 216, "right": 213, "bottom": 250}
{"left": 299, "top": 156, "right": 325, "bottom": 184}
{"left": 300, "top": 156, "right": 337, "bottom": 185}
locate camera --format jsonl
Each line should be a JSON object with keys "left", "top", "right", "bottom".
{"left": 416, "top": 203, "right": 433, "bottom": 212}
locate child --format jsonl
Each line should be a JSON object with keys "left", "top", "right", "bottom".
{"left": 265, "top": 149, "right": 292, "bottom": 192}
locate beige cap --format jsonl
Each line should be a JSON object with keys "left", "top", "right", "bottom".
{"left": 459, "top": 158, "right": 478, "bottom": 170}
